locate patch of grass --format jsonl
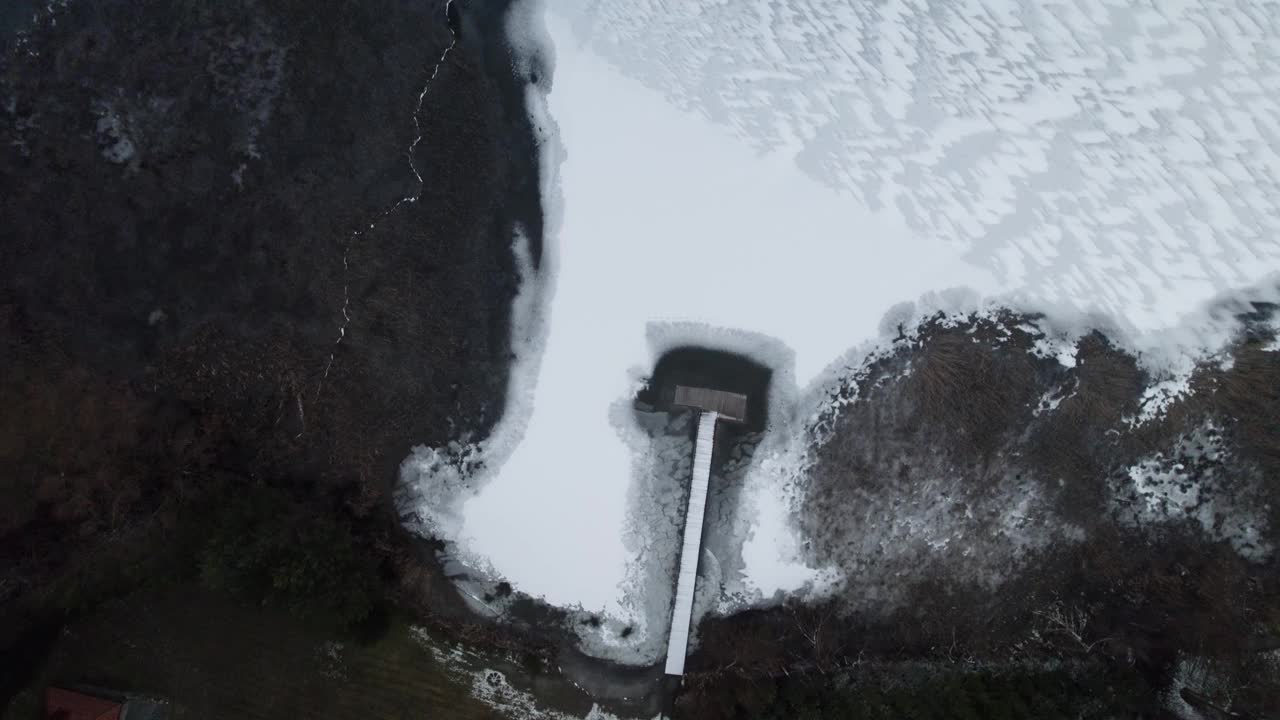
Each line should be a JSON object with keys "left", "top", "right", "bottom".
{"left": 2, "top": 585, "right": 500, "bottom": 720}
{"left": 196, "top": 483, "right": 381, "bottom": 628}
{"left": 677, "top": 665, "right": 1156, "bottom": 720}
{"left": 31, "top": 538, "right": 159, "bottom": 615}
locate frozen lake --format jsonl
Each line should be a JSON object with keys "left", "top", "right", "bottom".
{"left": 403, "top": 0, "right": 1280, "bottom": 665}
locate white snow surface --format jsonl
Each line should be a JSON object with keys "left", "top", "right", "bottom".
{"left": 400, "top": 0, "right": 1280, "bottom": 664}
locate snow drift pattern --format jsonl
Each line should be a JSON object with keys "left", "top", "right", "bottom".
{"left": 559, "top": 0, "right": 1280, "bottom": 332}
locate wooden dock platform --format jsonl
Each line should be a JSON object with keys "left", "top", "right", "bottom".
{"left": 673, "top": 386, "right": 748, "bottom": 423}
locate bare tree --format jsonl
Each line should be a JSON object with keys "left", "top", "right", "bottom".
{"left": 1030, "top": 602, "right": 1110, "bottom": 654}
{"left": 788, "top": 602, "right": 845, "bottom": 672}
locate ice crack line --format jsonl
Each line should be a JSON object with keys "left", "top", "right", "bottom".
{"left": 313, "top": 0, "right": 461, "bottom": 407}
{"left": 409, "top": 0, "right": 460, "bottom": 188}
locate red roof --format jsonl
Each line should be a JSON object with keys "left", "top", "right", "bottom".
{"left": 44, "top": 688, "right": 123, "bottom": 720}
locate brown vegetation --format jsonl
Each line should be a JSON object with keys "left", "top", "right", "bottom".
{"left": 777, "top": 310, "right": 1280, "bottom": 718}
{"left": 2, "top": 0, "right": 546, "bottom": 710}
{"left": 905, "top": 320, "right": 1040, "bottom": 457}
{"left": 1027, "top": 332, "right": 1147, "bottom": 522}
{"left": 1202, "top": 335, "right": 1280, "bottom": 512}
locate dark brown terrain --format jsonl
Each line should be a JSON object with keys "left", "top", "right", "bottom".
{"left": 3, "top": 1, "right": 1278, "bottom": 719}
{"left": 2, "top": 0, "right": 549, "bottom": 712}
{"left": 677, "top": 310, "right": 1280, "bottom": 719}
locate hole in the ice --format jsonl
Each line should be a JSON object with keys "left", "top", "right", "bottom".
{"left": 633, "top": 346, "right": 772, "bottom": 433}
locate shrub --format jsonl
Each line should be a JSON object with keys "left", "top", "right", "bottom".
{"left": 198, "top": 484, "right": 379, "bottom": 627}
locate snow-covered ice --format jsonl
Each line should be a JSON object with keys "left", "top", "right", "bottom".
{"left": 400, "top": 0, "right": 1280, "bottom": 664}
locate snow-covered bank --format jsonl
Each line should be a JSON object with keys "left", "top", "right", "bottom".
{"left": 400, "top": 0, "right": 1280, "bottom": 665}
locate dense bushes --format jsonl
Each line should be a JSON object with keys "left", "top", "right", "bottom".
{"left": 678, "top": 666, "right": 1155, "bottom": 720}
{"left": 198, "top": 484, "right": 381, "bottom": 627}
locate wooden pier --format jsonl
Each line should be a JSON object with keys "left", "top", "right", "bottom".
{"left": 664, "top": 410, "right": 719, "bottom": 676}
{"left": 673, "top": 386, "right": 748, "bottom": 423}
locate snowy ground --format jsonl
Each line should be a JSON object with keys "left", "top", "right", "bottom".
{"left": 401, "top": 0, "right": 1280, "bottom": 665}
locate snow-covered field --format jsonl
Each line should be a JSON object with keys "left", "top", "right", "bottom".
{"left": 401, "top": 0, "right": 1280, "bottom": 664}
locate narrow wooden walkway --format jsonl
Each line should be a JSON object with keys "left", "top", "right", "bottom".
{"left": 664, "top": 410, "right": 719, "bottom": 676}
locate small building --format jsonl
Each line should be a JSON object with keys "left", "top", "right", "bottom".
{"left": 44, "top": 687, "right": 167, "bottom": 720}
{"left": 44, "top": 688, "right": 122, "bottom": 720}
